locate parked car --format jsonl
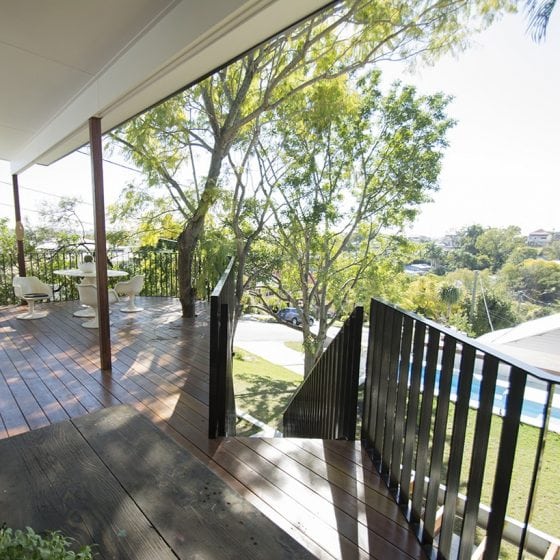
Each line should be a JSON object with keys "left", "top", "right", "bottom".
{"left": 277, "top": 307, "right": 315, "bottom": 326}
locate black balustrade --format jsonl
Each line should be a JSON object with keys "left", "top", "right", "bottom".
{"left": 282, "top": 306, "right": 363, "bottom": 439}
{"left": 208, "top": 256, "right": 237, "bottom": 438}
{"left": 362, "top": 298, "right": 559, "bottom": 559}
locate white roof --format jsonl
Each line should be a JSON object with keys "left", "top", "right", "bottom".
{"left": 478, "top": 314, "right": 560, "bottom": 374}
{"left": 478, "top": 313, "right": 560, "bottom": 345}
{"left": 1, "top": 0, "right": 332, "bottom": 174}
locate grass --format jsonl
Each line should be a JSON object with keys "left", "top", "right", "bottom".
{"left": 438, "top": 403, "right": 560, "bottom": 556}
{"left": 284, "top": 340, "right": 304, "bottom": 353}
{"left": 233, "top": 348, "right": 302, "bottom": 435}
{"left": 463, "top": 412, "right": 560, "bottom": 540}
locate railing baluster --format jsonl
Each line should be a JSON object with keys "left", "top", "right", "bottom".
{"left": 400, "top": 319, "right": 425, "bottom": 508}
{"left": 382, "top": 310, "right": 403, "bottom": 482}
{"left": 518, "top": 382, "right": 555, "bottom": 557}
{"left": 439, "top": 343, "right": 476, "bottom": 557}
{"left": 485, "top": 366, "right": 526, "bottom": 558}
{"left": 208, "top": 257, "right": 236, "bottom": 439}
{"left": 458, "top": 354, "right": 499, "bottom": 559}
{"left": 375, "top": 305, "right": 394, "bottom": 470}
{"left": 411, "top": 326, "right": 440, "bottom": 526}
{"left": 390, "top": 315, "right": 413, "bottom": 495}
{"left": 423, "top": 334, "right": 456, "bottom": 546}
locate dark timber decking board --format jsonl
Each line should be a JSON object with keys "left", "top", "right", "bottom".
{"left": 0, "top": 297, "right": 426, "bottom": 560}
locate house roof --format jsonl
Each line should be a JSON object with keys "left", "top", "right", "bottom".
{"left": 1, "top": 0, "right": 333, "bottom": 174}
{"left": 477, "top": 314, "right": 560, "bottom": 374}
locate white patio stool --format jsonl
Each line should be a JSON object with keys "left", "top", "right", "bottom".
{"left": 114, "top": 275, "right": 144, "bottom": 312}
{"left": 12, "top": 276, "right": 53, "bottom": 319}
{"left": 77, "top": 284, "right": 119, "bottom": 328}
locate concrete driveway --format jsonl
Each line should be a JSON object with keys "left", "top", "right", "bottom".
{"left": 234, "top": 315, "right": 306, "bottom": 375}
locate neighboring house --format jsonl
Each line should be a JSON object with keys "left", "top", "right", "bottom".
{"left": 527, "top": 229, "right": 552, "bottom": 247}
{"left": 477, "top": 313, "right": 560, "bottom": 375}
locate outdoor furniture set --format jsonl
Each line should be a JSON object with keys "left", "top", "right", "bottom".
{"left": 12, "top": 270, "right": 145, "bottom": 328}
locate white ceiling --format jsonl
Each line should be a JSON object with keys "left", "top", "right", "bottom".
{"left": 0, "top": 0, "right": 333, "bottom": 174}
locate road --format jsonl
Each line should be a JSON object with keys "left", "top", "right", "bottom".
{"left": 234, "top": 315, "right": 306, "bottom": 375}
{"left": 234, "top": 314, "right": 369, "bottom": 378}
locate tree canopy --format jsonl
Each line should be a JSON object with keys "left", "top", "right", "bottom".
{"left": 110, "top": 0, "right": 510, "bottom": 318}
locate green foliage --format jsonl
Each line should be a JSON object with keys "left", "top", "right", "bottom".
{"left": 256, "top": 70, "right": 454, "bottom": 372}
{"left": 108, "top": 0, "right": 511, "bottom": 315}
{"left": 502, "top": 258, "right": 560, "bottom": 305}
{"left": 463, "top": 291, "right": 519, "bottom": 336}
{"left": 0, "top": 526, "right": 94, "bottom": 560}
{"left": 475, "top": 226, "right": 525, "bottom": 272}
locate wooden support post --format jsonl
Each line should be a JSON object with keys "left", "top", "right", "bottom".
{"left": 12, "top": 174, "right": 26, "bottom": 277}
{"left": 89, "top": 117, "right": 111, "bottom": 371}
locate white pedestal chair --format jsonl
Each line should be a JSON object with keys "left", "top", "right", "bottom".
{"left": 114, "top": 275, "right": 144, "bottom": 312}
{"left": 12, "top": 276, "right": 53, "bottom": 319}
{"left": 77, "top": 284, "right": 119, "bottom": 328}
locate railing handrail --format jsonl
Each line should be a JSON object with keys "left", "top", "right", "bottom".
{"left": 282, "top": 306, "right": 363, "bottom": 439}
{"left": 208, "top": 256, "right": 237, "bottom": 439}
{"left": 372, "top": 297, "right": 559, "bottom": 384}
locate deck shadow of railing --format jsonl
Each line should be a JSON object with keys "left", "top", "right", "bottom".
{"left": 208, "top": 256, "right": 237, "bottom": 439}
{"left": 282, "top": 306, "right": 363, "bottom": 439}
{"left": 362, "top": 298, "right": 560, "bottom": 559}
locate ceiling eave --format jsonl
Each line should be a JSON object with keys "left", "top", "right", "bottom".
{"left": 11, "top": 0, "right": 334, "bottom": 174}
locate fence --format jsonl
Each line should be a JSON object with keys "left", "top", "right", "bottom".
{"left": 362, "top": 298, "right": 559, "bottom": 559}
{"left": 282, "top": 306, "right": 363, "bottom": 439}
{"left": 0, "top": 249, "right": 179, "bottom": 304}
{"left": 208, "top": 256, "right": 237, "bottom": 439}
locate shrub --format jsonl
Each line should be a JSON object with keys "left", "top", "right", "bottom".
{"left": 0, "top": 526, "right": 94, "bottom": 559}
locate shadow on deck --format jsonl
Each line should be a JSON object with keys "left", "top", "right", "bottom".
{"left": 0, "top": 297, "right": 425, "bottom": 559}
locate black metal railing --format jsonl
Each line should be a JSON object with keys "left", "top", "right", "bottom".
{"left": 362, "top": 298, "right": 559, "bottom": 559}
{"left": 282, "top": 306, "right": 363, "bottom": 439}
{"left": 1, "top": 249, "right": 179, "bottom": 304}
{"left": 208, "top": 256, "right": 237, "bottom": 439}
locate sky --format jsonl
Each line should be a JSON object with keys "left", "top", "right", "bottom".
{"left": 1, "top": 8, "right": 559, "bottom": 240}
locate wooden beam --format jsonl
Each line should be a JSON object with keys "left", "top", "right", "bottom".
{"left": 89, "top": 117, "right": 111, "bottom": 371}
{"left": 11, "top": 174, "right": 26, "bottom": 277}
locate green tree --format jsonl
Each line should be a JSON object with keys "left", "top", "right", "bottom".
{"left": 525, "top": 0, "right": 557, "bottom": 41}
{"left": 258, "top": 73, "right": 453, "bottom": 374}
{"left": 475, "top": 225, "right": 525, "bottom": 272}
{"left": 448, "top": 224, "right": 490, "bottom": 270}
{"left": 439, "top": 283, "right": 462, "bottom": 320}
{"left": 506, "top": 244, "right": 540, "bottom": 265}
{"left": 502, "top": 258, "right": 560, "bottom": 305}
{"left": 402, "top": 275, "right": 447, "bottom": 319}
{"left": 110, "top": 0, "right": 508, "bottom": 317}
{"left": 542, "top": 240, "right": 560, "bottom": 260}
{"left": 465, "top": 291, "right": 518, "bottom": 336}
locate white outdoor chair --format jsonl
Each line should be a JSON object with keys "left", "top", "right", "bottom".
{"left": 12, "top": 275, "right": 53, "bottom": 319}
{"left": 77, "top": 284, "right": 119, "bottom": 328}
{"left": 114, "top": 275, "right": 144, "bottom": 312}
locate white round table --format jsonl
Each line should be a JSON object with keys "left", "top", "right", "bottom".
{"left": 54, "top": 269, "right": 128, "bottom": 317}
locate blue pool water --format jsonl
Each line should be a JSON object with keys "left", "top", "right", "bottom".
{"left": 432, "top": 369, "right": 560, "bottom": 429}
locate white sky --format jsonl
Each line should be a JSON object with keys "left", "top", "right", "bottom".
{"left": 404, "top": 10, "right": 560, "bottom": 238}
{"left": 1, "top": 9, "right": 559, "bottom": 239}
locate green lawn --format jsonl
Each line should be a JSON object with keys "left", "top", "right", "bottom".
{"left": 460, "top": 410, "right": 560, "bottom": 541}
{"left": 233, "top": 348, "right": 302, "bottom": 435}
{"left": 283, "top": 340, "right": 303, "bottom": 353}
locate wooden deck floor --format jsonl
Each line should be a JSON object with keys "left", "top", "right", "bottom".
{"left": 0, "top": 297, "right": 426, "bottom": 560}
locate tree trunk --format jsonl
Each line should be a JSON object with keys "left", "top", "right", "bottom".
{"left": 177, "top": 145, "right": 225, "bottom": 317}
{"left": 177, "top": 214, "right": 205, "bottom": 317}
